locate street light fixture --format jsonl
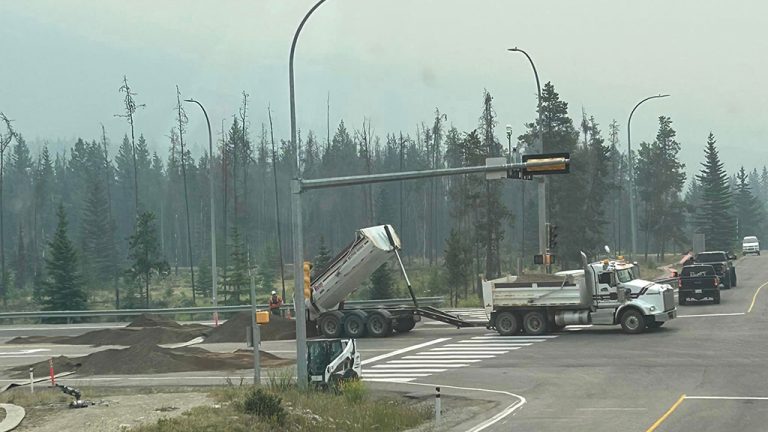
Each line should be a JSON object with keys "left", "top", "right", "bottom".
{"left": 184, "top": 98, "right": 219, "bottom": 327}
{"left": 627, "top": 94, "right": 670, "bottom": 258}
{"left": 507, "top": 47, "right": 547, "bottom": 270}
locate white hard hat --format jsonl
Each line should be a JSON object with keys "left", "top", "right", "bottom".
{"left": 271, "top": 291, "right": 277, "bottom": 295}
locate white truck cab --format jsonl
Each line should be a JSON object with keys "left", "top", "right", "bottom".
{"left": 742, "top": 236, "right": 760, "bottom": 256}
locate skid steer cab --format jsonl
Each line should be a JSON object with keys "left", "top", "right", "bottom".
{"left": 307, "top": 338, "right": 361, "bottom": 388}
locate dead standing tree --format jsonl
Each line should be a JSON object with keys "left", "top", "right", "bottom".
{"left": 115, "top": 76, "right": 145, "bottom": 220}
{"left": 0, "top": 113, "right": 15, "bottom": 305}
{"left": 175, "top": 85, "right": 196, "bottom": 303}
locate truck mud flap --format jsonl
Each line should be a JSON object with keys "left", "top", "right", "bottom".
{"left": 415, "top": 306, "right": 482, "bottom": 328}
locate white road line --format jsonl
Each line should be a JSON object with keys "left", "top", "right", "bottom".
{"left": 361, "top": 338, "right": 450, "bottom": 366}
{"left": 461, "top": 339, "right": 543, "bottom": 343}
{"left": 371, "top": 364, "right": 467, "bottom": 368}
{"left": 430, "top": 347, "right": 516, "bottom": 352}
{"left": 363, "top": 378, "right": 416, "bottom": 383}
{"left": 388, "top": 359, "right": 480, "bottom": 364}
{"left": 0, "top": 349, "right": 49, "bottom": 354}
{"left": 427, "top": 351, "right": 509, "bottom": 355}
{"left": 0, "top": 355, "right": 54, "bottom": 359}
{"left": 577, "top": 407, "right": 647, "bottom": 411}
{"left": 365, "top": 368, "right": 446, "bottom": 373}
{"left": 404, "top": 355, "right": 495, "bottom": 359}
{"left": 685, "top": 396, "right": 768, "bottom": 400}
{"left": 678, "top": 312, "right": 746, "bottom": 318}
{"left": 362, "top": 373, "right": 431, "bottom": 378}
{"left": 475, "top": 335, "right": 558, "bottom": 339}
{"left": 452, "top": 343, "right": 533, "bottom": 347}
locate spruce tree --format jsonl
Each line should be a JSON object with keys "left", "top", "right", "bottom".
{"left": 313, "top": 235, "right": 332, "bottom": 276}
{"left": 127, "top": 211, "right": 167, "bottom": 307}
{"left": 695, "top": 133, "right": 735, "bottom": 251}
{"left": 369, "top": 262, "right": 396, "bottom": 300}
{"left": 40, "top": 205, "right": 87, "bottom": 315}
{"left": 225, "top": 227, "right": 249, "bottom": 305}
{"left": 734, "top": 167, "right": 763, "bottom": 241}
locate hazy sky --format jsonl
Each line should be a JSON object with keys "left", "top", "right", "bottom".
{"left": 1, "top": 1, "right": 765, "bottom": 178}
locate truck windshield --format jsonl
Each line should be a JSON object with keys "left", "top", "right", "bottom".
{"left": 744, "top": 237, "right": 758, "bottom": 243}
{"left": 616, "top": 269, "right": 633, "bottom": 283}
{"left": 696, "top": 252, "right": 726, "bottom": 263}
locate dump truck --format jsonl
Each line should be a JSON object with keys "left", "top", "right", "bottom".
{"left": 482, "top": 252, "right": 677, "bottom": 335}
{"left": 308, "top": 224, "right": 476, "bottom": 338}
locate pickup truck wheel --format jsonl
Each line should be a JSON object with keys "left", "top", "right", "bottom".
{"left": 722, "top": 276, "right": 732, "bottom": 289}
{"left": 366, "top": 313, "right": 392, "bottom": 338}
{"left": 319, "top": 314, "right": 343, "bottom": 338}
{"left": 496, "top": 312, "right": 519, "bottom": 336}
{"left": 343, "top": 314, "right": 367, "bottom": 338}
{"left": 395, "top": 316, "right": 416, "bottom": 333}
{"left": 620, "top": 309, "right": 645, "bottom": 334}
{"left": 731, "top": 270, "right": 737, "bottom": 287}
{"left": 522, "top": 311, "right": 548, "bottom": 335}
{"left": 713, "top": 292, "right": 721, "bottom": 304}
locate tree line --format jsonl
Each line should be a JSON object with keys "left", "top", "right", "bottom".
{"left": 0, "top": 78, "right": 764, "bottom": 311}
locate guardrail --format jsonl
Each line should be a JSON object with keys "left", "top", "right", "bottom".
{"left": 0, "top": 297, "right": 444, "bottom": 322}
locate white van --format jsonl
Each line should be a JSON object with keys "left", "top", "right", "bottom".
{"left": 742, "top": 236, "right": 760, "bottom": 255}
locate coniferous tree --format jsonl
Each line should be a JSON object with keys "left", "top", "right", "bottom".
{"left": 734, "top": 167, "right": 763, "bottom": 241}
{"left": 127, "top": 211, "right": 167, "bottom": 307}
{"left": 695, "top": 133, "right": 735, "bottom": 251}
{"left": 313, "top": 235, "right": 332, "bottom": 276}
{"left": 225, "top": 227, "right": 249, "bottom": 305}
{"left": 39, "top": 205, "right": 87, "bottom": 315}
{"left": 369, "top": 262, "right": 396, "bottom": 300}
{"left": 444, "top": 229, "right": 471, "bottom": 306}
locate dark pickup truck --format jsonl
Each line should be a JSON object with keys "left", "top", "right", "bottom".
{"left": 678, "top": 264, "right": 721, "bottom": 305}
{"left": 694, "top": 251, "right": 736, "bottom": 288}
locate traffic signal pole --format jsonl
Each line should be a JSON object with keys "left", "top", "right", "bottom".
{"left": 291, "top": 156, "right": 570, "bottom": 387}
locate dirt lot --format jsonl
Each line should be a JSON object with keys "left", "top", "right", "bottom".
{"left": 16, "top": 391, "right": 212, "bottom": 432}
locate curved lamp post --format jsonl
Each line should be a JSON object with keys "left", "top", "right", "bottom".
{"left": 627, "top": 94, "right": 670, "bottom": 257}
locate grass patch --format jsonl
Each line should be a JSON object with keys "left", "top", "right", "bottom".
{"left": 135, "top": 383, "right": 429, "bottom": 432}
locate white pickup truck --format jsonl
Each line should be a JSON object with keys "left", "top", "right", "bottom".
{"left": 482, "top": 252, "right": 677, "bottom": 335}
{"left": 743, "top": 236, "right": 760, "bottom": 256}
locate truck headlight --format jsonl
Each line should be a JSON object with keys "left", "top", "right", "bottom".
{"left": 649, "top": 305, "right": 657, "bottom": 312}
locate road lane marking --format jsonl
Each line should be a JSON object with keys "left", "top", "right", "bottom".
{"left": 360, "top": 338, "right": 450, "bottom": 366}
{"left": 365, "top": 368, "right": 447, "bottom": 373}
{"left": 431, "top": 346, "right": 519, "bottom": 351}
{"left": 404, "top": 355, "right": 495, "bottom": 359}
{"left": 748, "top": 281, "right": 768, "bottom": 313}
{"left": 459, "top": 339, "right": 542, "bottom": 344}
{"left": 678, "top": 312, "right": 745, "bottom": 318}
{"left": 451, "top": 343, "right": 533, "bottom": 347}
{"left": 476, "top": 335, "right": 558, "bottom": 339}
{"left": 577, "top": 407, "right": 647, "bottom": 411}
{"left": 646, "top": 394, "right": 686, "bottom": 432}
{"left": 371, "top": 364, "right": 466, "bottom": 368}
{"left": 388, "top": 359, "right": 480, "bottom": 364}
{"left": 364, "top": 378, "right": 416, "bottom": 383}
{"left": 685, "top": 396, "right": 768, "bottom": 400}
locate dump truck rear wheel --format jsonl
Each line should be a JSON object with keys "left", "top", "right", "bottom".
{"left": 496, "top": 311, "right": 519, "bottom": 336}
{"left": 343, "top": 313, "right": 367, "bottom": 338}
{"left": 366, "top": 313, "right": 392, "bottom": 338}
{"left": 395, "top": 316, "right": 416, "bottom": 333}
{"left": 522, "top": 311, "right": 548, "bottom": 335}
{"left": 319, "top": 314, "right": 342, "bottom": 338}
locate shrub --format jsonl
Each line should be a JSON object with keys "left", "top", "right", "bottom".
{"left": 340, "top": 379, "right": 367, "bottom": 404}
{"left": 238, "top": 387, "right": 285, "bottom": 424}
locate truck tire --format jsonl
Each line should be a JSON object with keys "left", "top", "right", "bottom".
{"left": 679, "top": 296, "right": 686, "bottom": 306}
{"left": 722, "top": 276, "right": 731, "bottom": 289}
{"left": 319, "top": 314, "right": 343, "bottom": 338}
{"left": 713, "top": 292, "right": 721, "bottom": 304}
{"left": 395, "top": 316, "right": 416, "bottom": 333}
{"left": 343, "top": 313, "right": 367, "bottom": 338}
{"left": 496, "top": 311, "right": 519, "bottom": 336}
{"left": 731, "top": 270, "right": 737, "bottom": 287}
{"left": 619, "top": 309, "right": 645, "bottom": 334}
{"left": 366, "top": 313, "right": 392, "bottom": 338}
{"left": 522, "top": 311, "right": 548, "bottom": 335}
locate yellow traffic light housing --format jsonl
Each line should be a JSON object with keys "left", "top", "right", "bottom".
{"left": 303, "top": 261, "right": 312, "bottom": 300}
{"left": 522, "top": 152, "right": 570, "bottom": 176}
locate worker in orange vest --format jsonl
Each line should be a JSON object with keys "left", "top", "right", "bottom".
{"left": 268, "top": 290, "right": 283, "bottom": 315}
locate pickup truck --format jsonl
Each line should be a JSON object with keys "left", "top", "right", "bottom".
{"left": 678, "top": 264, "right": 721, "bottom": 305}
{"left": 694, "top": 251, "right": 736, "bottom": 288}
{"left": 743, "top": 236, "right": 760, "bottom": 256}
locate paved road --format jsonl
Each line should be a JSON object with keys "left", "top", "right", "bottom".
{"left": 1, "top": 255, "right": 766, "bottom": 431}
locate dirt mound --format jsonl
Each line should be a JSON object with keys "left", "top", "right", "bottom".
{"left": 126, "top": 313, "right": 183, "bottom": 329}
{"left": 12, "top": 338, "right": 292, "bottom": 377}
{"left": 204, "top": 312, "right": 296, "bottom": 343}
{"left": 8, "top": 326, "right": 208, "bottom": 346}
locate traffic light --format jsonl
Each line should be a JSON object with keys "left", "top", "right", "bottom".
{"left": 547, "top": 223, "right": 558, "bottom": 251}
{"left": 522, "top": 152, "right": 570, "bottom": 177}
{"left": 303, "top": 261, "right": 312, "bottom": 300}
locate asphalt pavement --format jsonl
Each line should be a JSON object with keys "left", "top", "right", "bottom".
{"left": 0, "top": 255, "right": 767, "bottom": 431}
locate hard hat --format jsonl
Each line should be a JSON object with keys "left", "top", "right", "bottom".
{"left": 271, "top": 290, "right": 277, "bottom": 295}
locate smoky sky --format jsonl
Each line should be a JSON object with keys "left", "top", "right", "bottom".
{"left": 1, "top": 0, "right": 765, "bottom": 179}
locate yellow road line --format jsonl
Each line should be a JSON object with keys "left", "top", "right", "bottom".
{"left": 747, "top": 281, "right": 768, "bottom": 314}
{"left": 646, "top": 394, "right": 686, "bottom": 432}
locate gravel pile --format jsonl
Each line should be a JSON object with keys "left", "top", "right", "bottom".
{"left": 204, "top": 312, "right": 296, "bottom": 343}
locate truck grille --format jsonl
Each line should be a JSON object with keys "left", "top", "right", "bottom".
{"left": 664, "top": 288, "right": 675, "bottom": 311}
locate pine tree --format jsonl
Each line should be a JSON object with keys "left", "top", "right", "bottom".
{"left": 225, "top": 227, "right": 249, "bottom": 305}
{"left": 369, "top": 262, "right": 396, "bottom": 300}
{"left": 126, "top": 211, "right": 167, "bottom": 308}
{"left": 734, "top": 167, "right": 763, "bottom": 241}
{"left": 695, "top": 133, "right": 735, "bottom": 251}
{"left": 313, "top": 235, "right": 332, "bottom": 276}
{"left": 444, "top": 229, "right": 471, "bottom": 306}
{"left": 81, "top": 179, "right": 117, "bottom": 291}
{"left": 39, "top": 205, "right": 87, "bottom": 316}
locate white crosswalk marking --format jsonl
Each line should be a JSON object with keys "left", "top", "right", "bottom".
{"left": 361, "top": 333, "right": 558, "bottom": 382}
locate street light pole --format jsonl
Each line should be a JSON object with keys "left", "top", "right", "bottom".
{"left": 627, "top": 94, "right": 670, "bottom": 258}
{"left": 289, "top": 0, "right": 327, "bottom": 388}
{"left": 508, "top": 47, "right": 546, "bottom": 270}
{"left": 184, "top": 98, "right": 219, "bottom": 326}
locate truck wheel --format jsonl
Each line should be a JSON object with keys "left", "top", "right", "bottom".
{"left": 319, "top": 314, "right": 343, "bottom": 338}
{"left": 343, "top": 314, "right": 367, "bottom": 338}
{"left": 723, "top": 277, "right": 731, "bottom": 289}
{"left": 395, "top": 316, "right": 416, "bottom": 333}
{"left": 679, "top": 296, "right": 686, "bottom": 306}
{"left": 496, "top": 312, "right": 519, "bottom": 336}
{"left": 713, "top": 292, "right": 721, "bottom": 304}
{"left": 366, "top": 313, "right": 392, "bottom": 338}
{"left": 619, "top": 309, "right": 645, "bottom": 334}
{"left": 731, "top": 271, "right": 737, "bottom": 287}
{"left": 522, "top": 311, "right": 548, "bottom": 335}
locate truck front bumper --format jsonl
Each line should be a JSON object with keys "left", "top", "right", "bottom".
{"left": 652, "top": 309, "right": 677, "bottom": 323}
